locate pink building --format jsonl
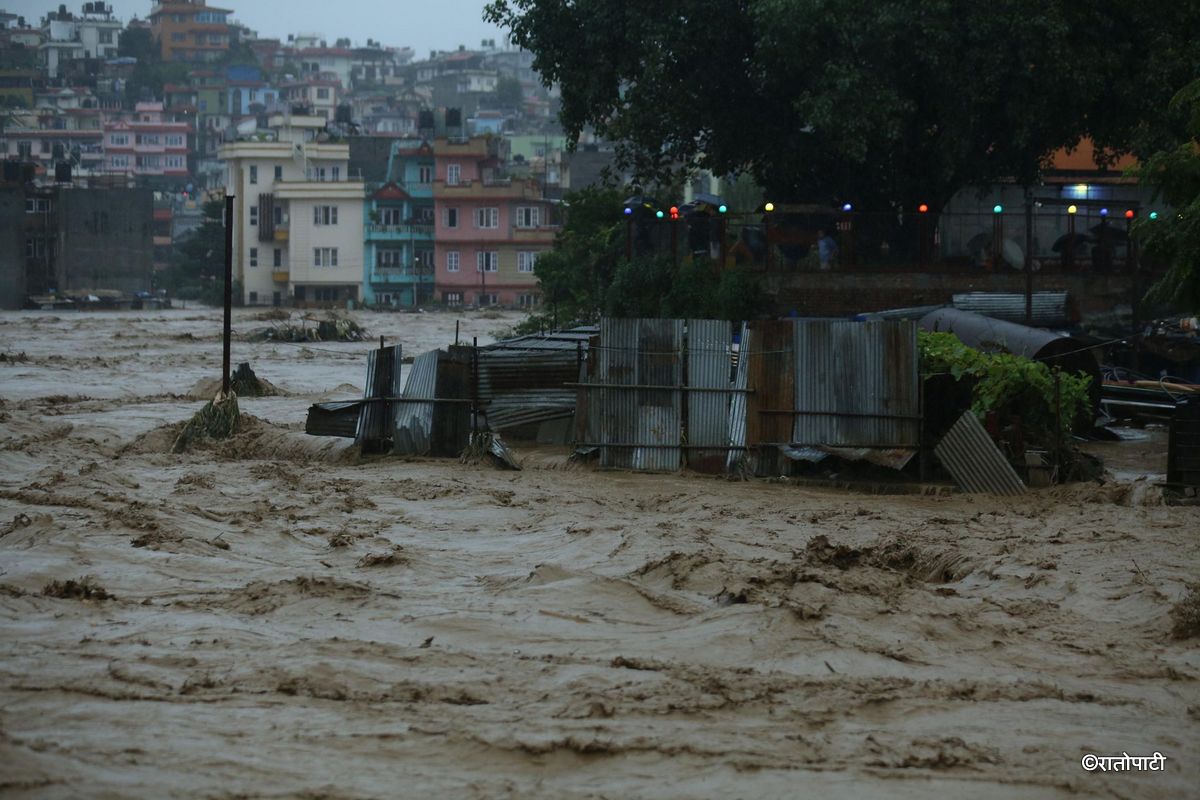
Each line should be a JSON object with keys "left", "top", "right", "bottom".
{"left": 432, "top": 135, "right": 557, "bottom": 308}
{"left": 103, "top": 101, "right": 190, "bottom": 181}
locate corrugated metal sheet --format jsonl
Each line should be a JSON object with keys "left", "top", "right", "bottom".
{"left": 393, "top": 349, "right": 438, "bottom": 455}
{"left": 356, "top": 344, "right": 403, "bottom": 453}
{"left": 305, "top": 400, "right": 361, "bottom": 438}
{"left": 792, "top": 320, "right": 919, "bottom": 460}
{"left": 477, "top": 348, "right": 579, "bottom": 433}
{"left": 935, "top": 411, "right": 1026, "bottom": 495}
{"left": 952, "top": 291, "right": 1072, "bottom": 327}
{"left": 687, "top": 318, "right": 732, "bottom": 473}
{"left": 726, "top": 324, "right": 751, "bottom": 474}
{"left": 485, "top": 326, "right": 598, "bottom": 352}
{"left": 595, "top": 318, "right": 684, "bottom": 471}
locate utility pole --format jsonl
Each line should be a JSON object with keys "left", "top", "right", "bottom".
{"left": 222, "top": 194, "right": 234, "bottom": 395}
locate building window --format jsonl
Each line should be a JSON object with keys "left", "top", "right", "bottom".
{"left": 249, "top": 165, "right": 257, "bottom": 184}
{"left": 249, "top": 291, "right": 258, "bottom": 304}
{"left": 110, "top": 155, "right": 128, "bottom": 168}
{"left": 165, "top": 135, "right": 184, "bottom": 147}
{"left": 518, "top": 293, "right": 539, "bottom": 308}
{"left": 273, "top": 248, "right": 282, "bottom": 267}
{"left": 446, "top": 164, "right": 460, "bottom": 185}
{"left": 477, "top": 293, "right": 498, "bottom": 306}
{"left": 444, "top": 207, "right": 458, "bottom": 228}
{"left": 331, "top": 166, "right": 341, "bottom": 181}
{"left": 166, "top": 156, "right": 185, "bottom": 168}
{"left": 317, "top": 87, "right": 330, "bottom": 100}
{"left": 474, "top": 207, "right": 499, "bottom": 229}
{"left": 273, "top": 205, "right": 283, "bottom": 226}
{"left": 476, "top": 251, "right": 499, "bottom": 272}
{"left": 249, "top": 205, "right": 258, "bottom": 226}
{"left": 313, "top": 247, "right": 339, "bottom": 267}
{"left": 515, "top": 206, "right": 540, "bottom": 228}
{"left": 418, "top": 165, "right": 432, "bottom": 184}
{"left": 110, "top": 134, "right": 128, "bottom": 146}
{"left": 24, "top": 198, "right": 50, "bottom": 213}
{"left": 249, "top": 247, "right": 258, "bottom": 267}
{"left": 446, "top": 251, "right": 460, "bottom": 272}
{"left": 99, "top": 30, "right": 113, "bottom": 44}
{"left": 517, "top": 251, "right": 538, "bottom": 273}
{"left": 380, "top": 207, "right": 403, "bottom": 226}
{"left": 171, "top": 32, "right": 185, "bottom": 41}
{"left": 313, "top": 205, "right": 338, "bottom": 225}
{"left": 274, "top": 165, "right": 283, "bottom": 181}
{"left": 444, "top": 291, "right": 463, "bottom": 306}
{"left": 378, "top": 249, "right": 402, "bottom": 267}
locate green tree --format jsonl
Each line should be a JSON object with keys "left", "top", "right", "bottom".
{"left": 1136, "top": 79, "right": 1200, "bottom": 313}
{"left": 165, "top": 199, "right": 231, "bottom": 306}
{"left": 495, "top": 75, "right": 524, "bottom": 108}
{"left": 485, "top": 0, "right": 1200, "bottom": 213}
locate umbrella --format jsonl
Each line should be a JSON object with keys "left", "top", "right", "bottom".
{"left": 1090, "top": 223, "right": 1129, "bottom": 242}
{"left": 1052, "top": 232, "right": 1095, "bottom": 253}
{"left": 691, "top": 192, "right": 726, "bottom": 208}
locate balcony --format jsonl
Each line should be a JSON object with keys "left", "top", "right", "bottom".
{"left": 273, "top": 228, "right": 289, "bottom": 242}
{"left": 370, "top": 267, "right": 434, "bottom": 286}
{"left": 272, "top": 269, "right": 289, "bottom": 283}
{"left": 365, "top": 223, "right": 434, "bottom": 240}
{"left": 433, "top": 177, "right": 541, "bottom": 201}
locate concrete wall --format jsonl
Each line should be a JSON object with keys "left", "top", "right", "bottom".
{"left": 0, "top": 188, "right": 25, "bottom": 309}
{"left": 55, "top": 188, "right": 154, "bottom": 294}
{"left": 767, "top": 270, "right": 1136, "bottom": 318}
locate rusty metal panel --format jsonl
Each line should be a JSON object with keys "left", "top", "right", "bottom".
{"left": 792, "top": 320, "right": 919, "bottom": 462}
{"left": 393, "top": 349, "right": 438, "bottom": 455}
{"left": 687, "top": 319, "right": 732, "bottom": 473}
{"left": 745, "top": 320, "right": 794, "bottom": 476}
{"left": 935, "top": 411, "right": 1026, "bottom": 495}
{"left": 726, "top": 323, "right": 751, "bottom": 474}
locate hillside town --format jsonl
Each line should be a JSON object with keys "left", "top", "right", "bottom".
{"left": 0, "top": 0, "right": 596, "bottom": 310}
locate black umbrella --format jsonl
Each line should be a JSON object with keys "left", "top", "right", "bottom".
{"left": 1090, "top": 223, "right": 1129, "bottom": 242}
{"left": 1052, "top": 232, "right": 1095, "bottom": 253}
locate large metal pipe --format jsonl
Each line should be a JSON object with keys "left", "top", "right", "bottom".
{"left": 919, "top": 308, "right": 1101, "bottom": 408}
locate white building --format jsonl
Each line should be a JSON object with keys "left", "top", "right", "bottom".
{"left": 220, "top": 114, "right": 365, "bottom": 307}
{"left": 39, "top": 3, "right": 122, "bottom": 78}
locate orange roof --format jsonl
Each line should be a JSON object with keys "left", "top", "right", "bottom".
{"left": 1049, "top": 138, "right": 1138, "bottom": 173}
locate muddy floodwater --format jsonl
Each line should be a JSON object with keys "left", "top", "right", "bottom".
{"left": 1, "top": 308, "right": 1197, "bottom": 799}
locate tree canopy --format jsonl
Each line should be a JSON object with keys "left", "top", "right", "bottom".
{"left": 485, "top": 0, "right": 1200, "bottom": 211}
{"left": 1137, "top": 79, "right": 1200, "bottom": 313}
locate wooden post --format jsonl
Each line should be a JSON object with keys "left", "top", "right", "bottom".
{"left": 1024, "top": 189, "right": 1034, "bottom": 326}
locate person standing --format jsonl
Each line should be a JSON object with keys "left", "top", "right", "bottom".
{"left": 817, "top": 228, "right": 838, "bottom": 270}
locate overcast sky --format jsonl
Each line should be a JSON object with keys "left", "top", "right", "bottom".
{"left": 5, "top": 0, "right": 512, "bottom": 54}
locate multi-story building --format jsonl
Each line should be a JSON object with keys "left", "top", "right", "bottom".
{"left": 149, "top": 0, "right": 232, "bottom": 63}
{"left": 0, "top": 101, "right": 105, "bottom": 178}
{"left": 432, "top": 135, "right": 556, "bottom": 308}
{"left": 103, "top": 102, "right": 191, "bottom": 183}
{"left": 279, "top": 74, "right": 341, "bottom": 120}
{"left": 0, "top": 178, "right": 155, "bottom": 309}
{"left": 220, "top": 113, "right": 365, "bottom": 307}
{"left": 363, "top": 138, "right": 435, "bottom": 307}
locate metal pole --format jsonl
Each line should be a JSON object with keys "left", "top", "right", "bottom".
{"left": 471, "top": 336, "right": 479, "bottom": 436}
{"left": 1024, "top": 188, "right": 1034, "bottom": 325}
{"left": 222, "top": 194, "right": 234, "bottom": 396}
